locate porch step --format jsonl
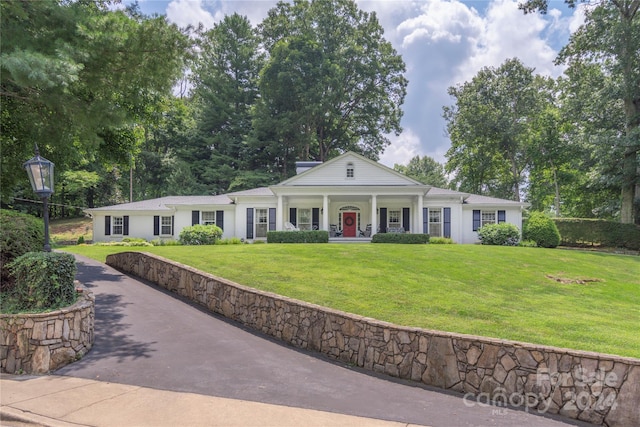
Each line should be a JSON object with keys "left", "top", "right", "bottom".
{"left": 329, "top": 237, "right": 372, "bottom": 243}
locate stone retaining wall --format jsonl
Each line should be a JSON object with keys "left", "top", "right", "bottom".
{"left": 0, "top": 286, "right": 94, "bottom": 374}
{"left": 107, "top": 252, "right": 639, "bottom": 427}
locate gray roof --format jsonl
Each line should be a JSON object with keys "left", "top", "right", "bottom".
{"left": 86, "top": 195, "right": 232, "bottom": 212}
{"left": 464, "top": 194, "right": 526, "bottom": 205}
{"left": 227, "top": 187, "right": 274, "bottom": 197}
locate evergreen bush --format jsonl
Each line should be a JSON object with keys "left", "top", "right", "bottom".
{"left": 267, "top": 230, "right": 329, "bottom": 243}
{"left": 371, "top": 233, "right": 429, "bottom": 244}
{"left": 6, "top": 252, "right": 77, "bottom": 311}
{"left": 553, "top": 218, "right": 640, "bottom": 250}
{"left": 0, "top": 210, "right": 44, "bottom": 291}
{"left": 523, "top": 212, "right": 561, "bottom": 248}
{"left": 477, "top": 223, "right": 520, "bottom": 246}
{"left": 179, "top": 224, "right": 223, "bottom": 245}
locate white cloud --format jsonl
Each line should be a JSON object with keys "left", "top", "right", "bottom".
{"left": 379, "top": 129, "right": 421, "bottom": 167}
{"left": 166, "top": 0, "right": 216, "bottom": 29}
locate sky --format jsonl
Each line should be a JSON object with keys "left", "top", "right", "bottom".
{"left": 126, "top": 0, "right": 586, "bottom": 167}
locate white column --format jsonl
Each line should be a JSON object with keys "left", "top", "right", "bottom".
{"left": 370, "top": 195, "right": 377, "bottom": 236}
{"left": 277, "top": 195, "right": 283, "bottom": 231}
{"left": 322, "top": 195, "right": 329, "bottom": 231}
{"left": 417, "top": 194, "right": 424, "bottom": 234}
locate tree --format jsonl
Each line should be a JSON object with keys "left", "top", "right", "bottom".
{"left": 520, "top": 0, "right": 640, "bottom": 223}
{"left": 255, "top": 0, "right": 407, "bottom": 168}
{"left": 443, "top": 58, "right": 548, "bottom": 201}
{"left": 394, "top": 156, "right": 448, "bottom": 188}
{"left": 188, "top": 14, "right": 264, "bottom": 194}
{"left": 0, "top": 0, "right": 190, "bottom": 203}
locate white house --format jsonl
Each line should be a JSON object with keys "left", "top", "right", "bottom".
{"left": 86, "top": 152, "right": 528, "bottom": 244}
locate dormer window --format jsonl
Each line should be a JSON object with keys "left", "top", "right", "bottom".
{"left": 346, "top": 162, "right": 355, "bottom": 179}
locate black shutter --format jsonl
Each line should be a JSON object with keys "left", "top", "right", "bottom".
{"left": 153, "top": 216, "right": 160, "bottom": 236}
{"left": 444, "top": 208, "right": 451, "bottom": 238}
{"left": 498, "top": 210, "right": 506, "bottom": 223}
{"left": 268, "top": 208, "right": 276, "bottom": 231}
{"left": 289, "top": 208, "right": 297, "bottom": 226}
{"left": 472, "top": 210, "right": 481, "bottom": 231}
{"left": 246, "top": 208, "right": 254, "bottom": 239}
{"left": 123, "top": 216, "right": 129, "bottom": 236}
{"left": 312, "top": 208, "right": 320, "bottom": 230}
{"left": 423, "top": 208, "right": 428, "bottom": 234}
{"left": 171, "top": 216, "right": 175, "bottom": 235}
{"left": 402, "top": 208, "right": 410, "bottom": 232}
{"left": 379, "top": 208, "right": 387, "bottom": 233}
{"left": 216, "top": 210, "right": 224, "bottom": 230}
{"left": 105, "top": 216, "right": 111, "bottom": 236}
{"left": 192, "top": 210, "right": 200, "bottom": 226}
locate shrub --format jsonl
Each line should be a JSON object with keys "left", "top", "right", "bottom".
{"left": 477, "top": 223, "right": 520, "bottom": 246}
{"left": 523, "top": 212, "right": 561, "bottom": 248}
{"left": 7, "top": 252, "right": 77, "bottom": 311}
{"left": 371, "top": 233, "right": 429, "bottom": 244}
{"left": 216, "top": 237, "right": 243, "bottom": 245}
{"left": 553, "top": 218, "right": 640, "bottom": 250}
{"left": 77, "top": 235, "right": 85, "bottom": 245}
{"left": 150, "top": 238, "right": 181, "bottom": 246}
{"left": 0, "top": 210, "right": 44, "bottom": 291}
{"left": 518, "top": 240, "right": 538, "bottom": 247}
{"left": 429, "top": 237, "right": 454, "bottom": 244}
{"left": 267, "top": 231, "right": 329, "bottom": 243}
{"left": 179, "top": 224, "right": 223, "bottom": 245}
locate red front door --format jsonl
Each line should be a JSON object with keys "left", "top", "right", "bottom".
{"left": 343, "top": 212, "right": 357, "bottom": 237}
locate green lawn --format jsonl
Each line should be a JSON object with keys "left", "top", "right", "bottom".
{"left": 64, "top": 244, "right": 640, "bottom": 358}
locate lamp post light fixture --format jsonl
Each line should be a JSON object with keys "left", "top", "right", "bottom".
{"left": 23, "top": 145, "right": 55, "bottom": 252}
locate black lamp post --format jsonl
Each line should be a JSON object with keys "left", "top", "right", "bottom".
{"left": 23, "top": 145, "right": 55, "bottom": 252}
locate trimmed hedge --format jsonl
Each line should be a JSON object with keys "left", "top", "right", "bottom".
{"left": 267, "top": 230, "right": 329, "bottom": 243}
{"left": 477, "top": 223, "right": 520, "bottom": 246}
{"left": 553, "top": 218, "right": 640, "bottom": 250}
{"left": 0, "top": 209, "right": 44, "bottom": 291}
{"left": 179, "top": 224, "right": 223, "bottom": 245}
{"left": 6, "top": 251, "right": 77, "bottom": 311}
{"left": 371, "top": 233, "right": 430, "bottom": 244}
{"left": 523, "top": 212, "right": 561, "bottom": 248}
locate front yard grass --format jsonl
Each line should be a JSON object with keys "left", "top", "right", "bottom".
{"left": 64, "top": 244, "right": 640, "bottom": 358}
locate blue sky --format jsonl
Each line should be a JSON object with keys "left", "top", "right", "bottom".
{"left": 125, "top": 0, "right": 585, "bottom": 167}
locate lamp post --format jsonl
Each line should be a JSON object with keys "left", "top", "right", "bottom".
{"left": 23, "top": 145, "right": 55, "bottom": 252}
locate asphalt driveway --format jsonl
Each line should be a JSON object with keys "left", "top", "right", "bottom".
{"left": 56, "top": 254, "right": 587, "bottom": 427}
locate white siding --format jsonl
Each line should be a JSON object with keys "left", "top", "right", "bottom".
{"left": 286, "top": 156, "right": 416, "bottom": 187}
{"left": 461, "top": 206, "right": 523, "bottom": 244}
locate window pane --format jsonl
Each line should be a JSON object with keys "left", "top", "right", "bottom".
{"left": 481, "top": 211, "right": 496, "bottom": 227}
{"left": 256, "top": 209, "right": 268, "bottom": 237}
{"left": 346, "top": 163, "right": 354, "bottom": 178}
{"left": 113, "top": 217, "right": 123, "bottom": 235}
{"left": 202, "top": 211, "right": 215, "bottom": 225}
{"left": 298, "top": 208, "right": 311, "bottom": 230}
{"left": 161, "top": 216, "right": 172, "bottom": 235}
{"left": 389, "top": 210, "right": 401, "bottom": 225}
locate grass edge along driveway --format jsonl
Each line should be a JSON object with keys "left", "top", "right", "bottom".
{"left": 65, "top": 244, "right": 640, "bottom": 359}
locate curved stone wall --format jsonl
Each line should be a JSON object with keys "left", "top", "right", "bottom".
{"left": 0, "top": 287, "right": 94, "bottom": 374}
{"left": 106, "top": 251, "right": 639, "bottom": 427}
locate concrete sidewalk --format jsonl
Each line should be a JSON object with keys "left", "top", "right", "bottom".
{"left": 1, "top": 374, "right": 421, "bottom": 427}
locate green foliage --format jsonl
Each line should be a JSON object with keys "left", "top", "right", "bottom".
{"left": 5, "top": 252, "right": 77, "bottom": 312}
{"left": 150, "top": 238, "right": 181, "bottom": 246}
{"left": 267, "top": 231, "right": 329, "bottom": 243}
{"left": 394, "top": 155, "right": 449, "bottom": 187}
{"left": 96, "top": 239, "right": 153, "bottom": 247}
{"left": 518, "top": 240, "right": 538, "bottom": 248}
{"left": 554, "top": 218, "right": 640, "bottom": 250}
{"left": 216, "top": 237, "right": 243, "bottom": 245}
{"left": 477, "top": 223, "right": 521, "bottom": 246}
{"left": 77, "top": 236, "right": 85, "bottom": 245}
{"left": 179, "top": 224, "right": 223, "bottom": 245}
{"left": 0, "top": 210, "right": 44, "bottom": 290}
{"left": 371, "top": 233, "right": 429, "bottom": 244}
{"left": 429, "top": 237, "right": 454, "bottom": 244}
{"left": 523, "top": 212, "right": 561, "bottom": 248}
